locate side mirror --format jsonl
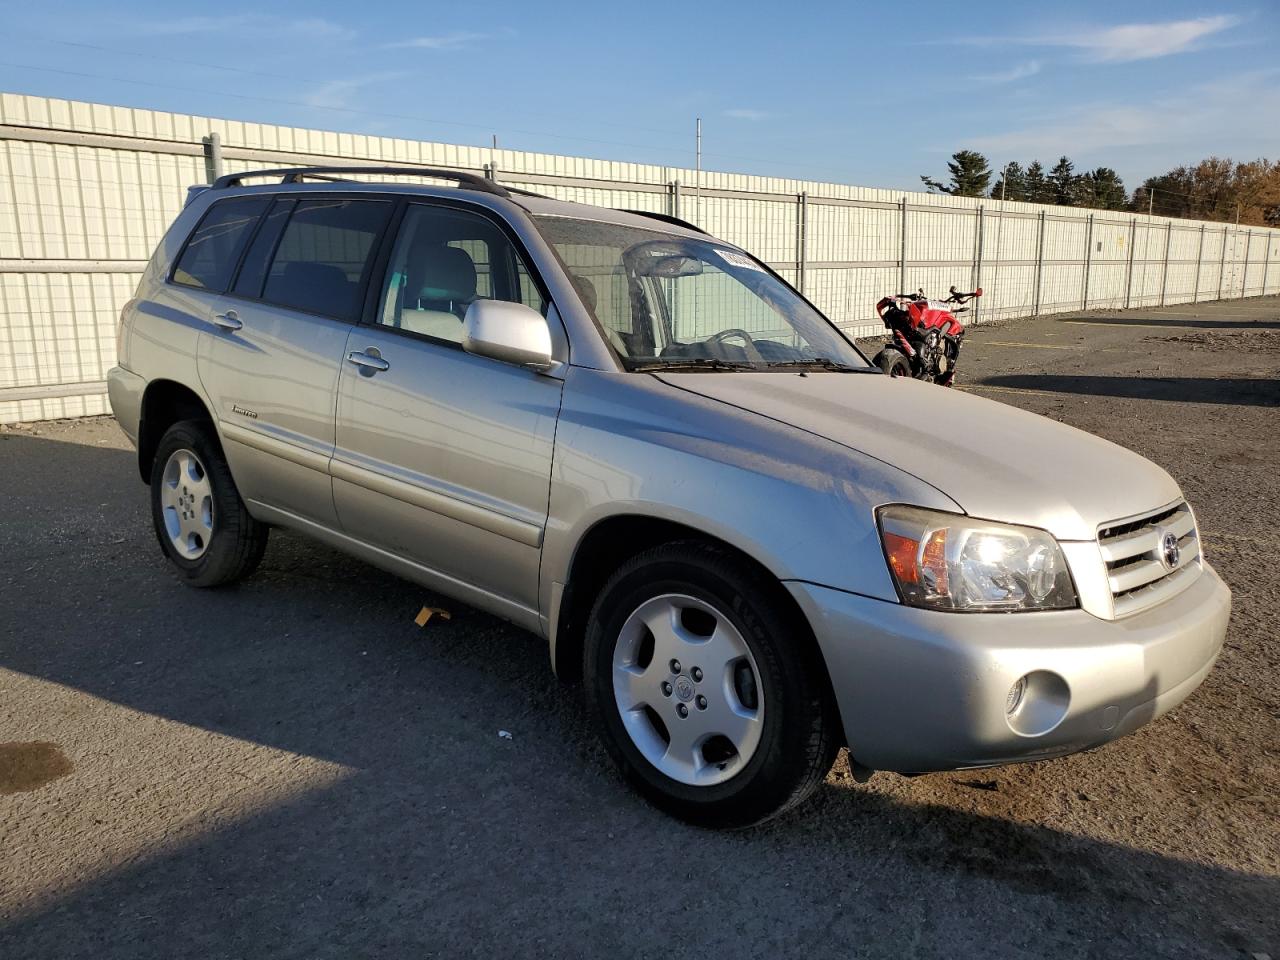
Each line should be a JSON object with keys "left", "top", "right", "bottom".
{"left": 463, "top": 299, "right": 555, "bottom": 371}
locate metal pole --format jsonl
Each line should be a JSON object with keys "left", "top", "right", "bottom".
{"left": 1082, "top": 213, "right": 1094, "bottom": 310}
{"left": 1263, "top": 232, "right": 1272, "bottom": 296}
{"left": 1241, "top": 230, "right": 1252, "bottom": 297}
{"left": 796, "top": 192, "right": 807, "bottom": 295}
{"left": 1192, "top": 225, "right": 1204, "bottom": 303}
{"left": 1218, "top": 226, "right": 1228, "bottom": 300}
{"left": 694, "top": 117, "right": 702, "bottom": 227}
{"left": 1159, "top": 221, "right": 1172, "bottom": 307}
{"left": 203, "top": 131, "right": 223, "bottom": 183}
{"left": 1033, "top": 210, "right": 1046, "bottom": 316}
{"left": 1124, "top": 217, "right": 1137, "bottom": 309}
{"left": 1148, "top": 188, "right": 1154, "bottom": 217}
{"left": 672, "top": 180, "right": 681, "bottom": 220}
{"left": 973, "top": 205, "right": 985, "bottom": 325}
{"left": 899, "top": 196, "right": 908, "bottom": 295}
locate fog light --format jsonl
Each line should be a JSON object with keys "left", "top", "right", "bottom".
{"left": 1006, "top": 676, "right": 1027, "bottom": 715}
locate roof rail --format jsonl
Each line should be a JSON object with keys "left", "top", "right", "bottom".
{"left": 210, "top": 166, "right": 510, "bottom": 198}
{"left": 617, "top": 209, "right": 708, "bottom": 235}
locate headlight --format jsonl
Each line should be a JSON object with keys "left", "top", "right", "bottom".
{"left": 877, "top": 505, "right": 1077, "bottom": 612}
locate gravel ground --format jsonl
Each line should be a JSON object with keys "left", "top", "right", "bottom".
{"left": 1, "top": 296, "right": 1277, "bottom": 959}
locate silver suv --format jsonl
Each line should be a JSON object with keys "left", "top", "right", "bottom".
{"left": 108, "top": 166, "right": 1230, "bottom": 827}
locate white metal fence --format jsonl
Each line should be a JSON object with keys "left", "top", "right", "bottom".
{"left": 2, "top": 92, "right": 1278, "bottom": 423}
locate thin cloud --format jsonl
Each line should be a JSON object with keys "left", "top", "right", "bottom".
{"left": 724, "top": 108, "right": 768, "bottom": 120}
{"left": 953, "top": 15, "right": 1242, "bottom": 63}
{"left": 388, "top": 32, "right": 486, "bottom": 50}
{"left": 971, "top": 60, "right": 1041, "bottom": 84}
{"left": 303, "top": 73, "right": 407, "bottom": 110}
{"left": 137, "top": 14, "right": 350, "bottom": 40}
{"left": 967, "top": 69, "right": 1280, "bottom": 160}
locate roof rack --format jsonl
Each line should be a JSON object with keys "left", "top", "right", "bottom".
{"left": 210, "top": 166, "right": 510, "bottom": 198}
{"left": 617, "top": 209, "right": 708, "bottom": 235}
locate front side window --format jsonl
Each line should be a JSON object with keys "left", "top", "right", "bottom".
{"left": 172, "top": 196, "right": 271, "bottom": 292}
{"left": 260, "top": 199, "right": 393, "bottom": 321}
{"left": 376, "top": 205, "right": 546, "bottom": 345}
{"left": 535, "top": 216, "right": 868, "bottom": 370}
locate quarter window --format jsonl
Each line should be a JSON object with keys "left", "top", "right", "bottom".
{"left": 171, "top": 196, "right": 271, "bottom": 292}
{"left": 260, "top": 199, "right": 393, "bottom": 321}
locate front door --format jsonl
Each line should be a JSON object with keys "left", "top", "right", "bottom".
{"left": 332, "top": 202, "right": 563, "bottom": 615}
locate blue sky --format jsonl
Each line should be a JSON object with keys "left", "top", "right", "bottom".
{"left": 2, "top": 1, "right": 1277, "bottom": 193}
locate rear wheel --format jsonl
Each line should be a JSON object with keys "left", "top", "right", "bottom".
{"left": 584, "top": 541, "right": 839, "bottom": 828}
{"left": 149, "top": 420, "right": 268, "bottom": 587}
{"left": 874, "top": 348, "right": 912, "bottom": 378}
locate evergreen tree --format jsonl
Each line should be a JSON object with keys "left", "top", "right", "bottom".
{"left": 1078, "top": 167, "right": 1127, "bottom": 210}
{"left": 990, "top": 162, "right": 1028, "bottom": 201}
{"left": 1023, "top": 161, "right": 1054, "bottom": 204}
{"left": 1049, "top": 156, "right": 1081, "bottom": 205}
{"left": 920, "top": 150, "right": 993, "bottom": 197}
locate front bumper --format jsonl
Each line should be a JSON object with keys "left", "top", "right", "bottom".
{"left": 787, "top": 564, "right": 1230, "bottom": 772}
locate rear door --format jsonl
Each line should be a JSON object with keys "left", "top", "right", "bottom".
{"left": 196, "top": 195, "right": 394, "bottom": 527}
{"left": 331, "top": 201, "right": 563, "bottom": 614}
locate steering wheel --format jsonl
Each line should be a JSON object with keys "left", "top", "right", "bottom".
{"left": 706, "top": 328, "right": 765, "bottom": 364}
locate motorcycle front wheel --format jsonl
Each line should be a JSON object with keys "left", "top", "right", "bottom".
{"left": 873, "top": 348, "right": 912, "bottom": 378}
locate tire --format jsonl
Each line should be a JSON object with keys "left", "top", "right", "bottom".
{"left": 148, "top": 419, "right": 268, "bottom": 587}
{"left": 873, "top": 348, "right": 912, "bottom": 379}
{"left": 584, "top": 541, "right": 840, "bottom": 828}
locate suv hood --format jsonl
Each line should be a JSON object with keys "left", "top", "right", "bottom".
{"left": 655, "top": 372, "right": 1182, "bottom": 541}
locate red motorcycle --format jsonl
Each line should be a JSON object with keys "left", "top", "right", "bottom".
{"left": 872, "top": 286, "right": 982, "bottom": 386}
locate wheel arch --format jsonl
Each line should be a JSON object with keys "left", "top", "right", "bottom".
{"left": 137, "top": 379, "right": 215, "bottom": 483}
{"left": 551, "top": 513, "right": 842, "bottom": 740}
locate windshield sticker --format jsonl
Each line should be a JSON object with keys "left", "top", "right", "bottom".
{"left": 716, "top": 249, "right": 765, "bottom": 272}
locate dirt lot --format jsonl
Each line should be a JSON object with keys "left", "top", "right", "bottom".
{"left": 1, "top": 297, "right": 1277, "bottom": 959}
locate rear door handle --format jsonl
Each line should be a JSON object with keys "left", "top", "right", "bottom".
{"left": 347, "top": 349, "right": 390, "bottom": 373}
{"left": 211, "top": 310, "right": 242, "bottom": 331}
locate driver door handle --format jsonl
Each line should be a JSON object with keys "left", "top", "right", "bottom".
{"left": 347, "top": 350, "right": 390, "bottom": 373}
{"left": 211, "top": 310, "right": 242, "bottom": 331}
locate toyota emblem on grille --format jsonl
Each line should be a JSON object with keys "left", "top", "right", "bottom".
{"left": 1160, "top": 531, "right": 1180, "bottom": 570}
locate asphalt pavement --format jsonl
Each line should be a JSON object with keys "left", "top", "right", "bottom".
{"left": 1, "top": 296, "right": 1277, "bottom": 959}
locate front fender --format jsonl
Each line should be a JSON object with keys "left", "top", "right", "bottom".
{"left": 541, "top": 368, "right": 959, "bottom": 622}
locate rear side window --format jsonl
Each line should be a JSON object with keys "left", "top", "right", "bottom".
{"left": 171, "top": 196, "right": 271, "bottom": 292}
{"left": 260, "top": 199, "right": 392, "bottom": 321}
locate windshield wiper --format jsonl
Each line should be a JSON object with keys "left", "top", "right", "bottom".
{"left": 627, "top": 357, "right": 756, "bottom": 372}
{"left": 763, "top": 358, "right": 873, "bottom": 372}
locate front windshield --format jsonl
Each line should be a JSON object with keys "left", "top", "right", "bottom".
{"left": 535, "top": 216, "right": 870, "bottom": 371}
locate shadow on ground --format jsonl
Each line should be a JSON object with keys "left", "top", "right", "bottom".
{"left": 976, "top": 374, "right": 1280, "bottom": 406}
{"left": 2, "top": 432, "right": 1276, "bottom": 958}
{"left": 1056, "top": 315, "right": 1280, "bottom": 330}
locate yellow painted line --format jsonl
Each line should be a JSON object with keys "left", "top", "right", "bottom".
{"left": 980, "top": 340, "right": 1080, "bottom": 350}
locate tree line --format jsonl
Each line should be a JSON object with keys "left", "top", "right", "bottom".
{"left": 921, "top": 150, "right": 1280, "bottom": 227}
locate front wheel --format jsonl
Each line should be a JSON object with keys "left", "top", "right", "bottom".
{"left": 584, "top": 542, "right": 839, "bottom": 828}
{"left": 873, "top": 348, "right": 912, "bottom": 378}
{"left": 149, "top": 420, "right": 268, "bottom": 587}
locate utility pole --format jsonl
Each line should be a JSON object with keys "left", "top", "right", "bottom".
{"left": 1148, "top": 188, "right": 1154, "bottom": 217}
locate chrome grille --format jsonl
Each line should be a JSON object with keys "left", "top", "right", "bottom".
{"left": 1098, "top": 500, "right": 1201, "bottom": 618}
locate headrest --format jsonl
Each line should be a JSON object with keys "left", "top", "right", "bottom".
{"left": 410, "top": 244, "right": 477, "bottom": 304}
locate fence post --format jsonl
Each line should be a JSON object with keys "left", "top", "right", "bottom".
{"left": 1192, "top": 225, "right": 1204, "bottom": 303}
{"left": 796, "top": 191, "right": 808, "bottom": 295}
{"left": 1159, "top": 221, "right": 1172, "bottom": 307}
{"left": 1241, "top": 230, "right": 1252, "bottom": 297}
{"left": 1082, "top": 213, "right": 1094, "bottom": 310}
{"left": 1218, "top": 226, "right": 1228, "bottom": 300}
{"left": 1263, "top": 233, "right": 1272, "bottom": 296}
{"left": 973, "top": 205, "right": 985, "bottom": 325}
{"left": 1124, "top": 217, "right": 1137, "bottom": 309}
{"left": 202, "top": 131, "right": 224, "bottom": 183}
{"left": 899, "top": 197, "right": 908, "bottom": 295}
{"left": 1033, "top": 210, "right": 1046, "bottom": 316}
